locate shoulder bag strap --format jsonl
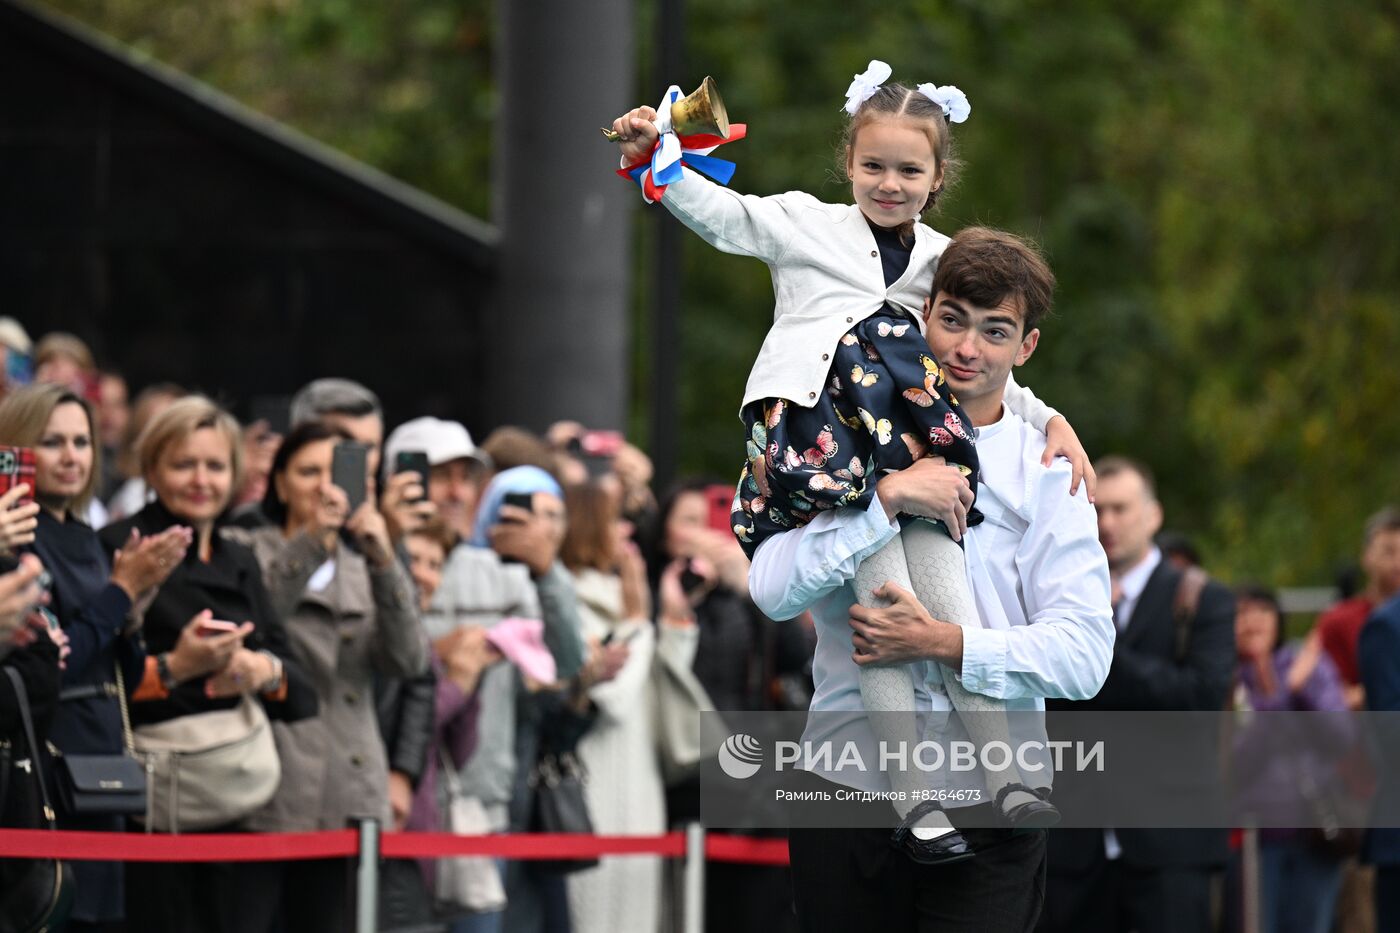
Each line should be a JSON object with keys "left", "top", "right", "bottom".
{"left": 55, "top": 660, "right": 134, "bottom": 749}
{"left": 4, "top": 666, "right": 58, "bottom": 828}
{"left": 115, "top": 663, "right": 134, "bottom": 753}
{"left": 439, "top": 741, "right": 464, "bottom": 798}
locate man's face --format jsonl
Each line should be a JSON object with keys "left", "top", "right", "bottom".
{"left": 922, "top": 290, "right": 1039, "bottom": 419}
{"left": 322, "top": 413, "right": 384, "bottom": 479}
{"left": 1363, "top": 529, "right": 1400, "bottom": 600}
{"left": 97, "top": 374, "right": 129, "bottom": 449}
{"left": 429, "top": 458, "right": 481, "bottom": 540}
{"left": 1094, "top": 470, "right": 1164, "bottom": 573}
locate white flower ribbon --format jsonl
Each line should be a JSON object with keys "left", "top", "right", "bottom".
{"left": 651, "top": 85, "right": 685, "bottom": 185}
{"left": 917, "top": 83, "right": 971, "bottom": 123}
{"left": 843, "top": 60, "right": 892, "bottom": 114}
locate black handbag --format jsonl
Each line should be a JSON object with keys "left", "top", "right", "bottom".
{"left": 0, "top": 666, "right": 76, "bottom": 933}
{"left": 55, "top": 753, "right": 146, "bottom": 817}
{"left": 528, "top": 750, "right": 599, "bottom": 874}
{"left": 53, "top": 666, "right": 147, "bottom": 817}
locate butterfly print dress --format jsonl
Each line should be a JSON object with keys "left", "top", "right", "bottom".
{"left": 730, "top": 303, "right": 981, "bottom": 557}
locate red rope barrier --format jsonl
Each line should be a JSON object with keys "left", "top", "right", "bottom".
{"left": 0, "top": 828, "right": 357, "bottom": 862}
{"left": 0, "top": 828, "right": 789, "bottom": 866}
{"left": 379, "top": 831, "right": 688, "bottom": 860}
{"left": 704, "top": 834, "right": 790, "bottom": 866}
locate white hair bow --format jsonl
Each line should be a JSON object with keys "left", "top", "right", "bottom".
{"left": 917, "top": 83, "right": 971, "bottom": 123}
{"left": 843, "top": 60, "right": 892, "bottom": 114}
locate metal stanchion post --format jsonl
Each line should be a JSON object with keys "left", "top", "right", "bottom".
{"left": 355, "top": 817, "right": 381, "bottom": 933}
{"left": 683, "top": 821, "right": 706, "bottom": 933}
{"left": 1241, "top": 826, "right": 1260, "bottom": 933}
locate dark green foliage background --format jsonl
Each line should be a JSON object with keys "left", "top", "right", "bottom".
{"left": 46, "top": 0, "right": 1400, "bottom": 583}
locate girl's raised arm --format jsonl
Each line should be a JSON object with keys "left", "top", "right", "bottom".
{"left": 609, "top": 106, "right": 803, "bottom": 264}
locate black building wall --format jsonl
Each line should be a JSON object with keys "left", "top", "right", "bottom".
{"left": 0, "top": 1, "right": 498, "bottom": 434}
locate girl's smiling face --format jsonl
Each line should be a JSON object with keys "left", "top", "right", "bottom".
{"left": 846, "top": 117, "right": 942, "bottom": 228}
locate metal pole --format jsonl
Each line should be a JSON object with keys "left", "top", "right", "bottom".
{"left": 355, "top": 817, "right": 381, "bottom": 933}
{"left": 1240, "top": 826, "right": 1260, "bottom": 933}
{"left": 649, "top": 0, "right": 685, "bottom": 490}
{"left": 682, "top": 821, "right": 705, "bottom": 933}
{"left": 490, "top": 0, "right": 636, "bottom": 432}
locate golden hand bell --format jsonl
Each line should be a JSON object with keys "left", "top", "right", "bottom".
{"left": 601, "top": 76, "right": 730, "bottom": 142}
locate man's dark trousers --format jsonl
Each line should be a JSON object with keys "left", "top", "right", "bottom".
{"left": 789, "top": 821, "right": 1046, "bottom": 932}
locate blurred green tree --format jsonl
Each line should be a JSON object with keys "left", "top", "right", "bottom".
{"left": 45, "top": 0, "right": 1400, "bottom": 584}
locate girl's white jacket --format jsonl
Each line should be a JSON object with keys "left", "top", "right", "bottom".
{"left": 661, "top": 169, "right": 1055, "bottom": 429}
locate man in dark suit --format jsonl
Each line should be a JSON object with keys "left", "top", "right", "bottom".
{"left": 1038, "top": 456, "right": 1237, "bottom": 933}
{"left": 1359, "top": 593, "right": 1400, "bottom": 932}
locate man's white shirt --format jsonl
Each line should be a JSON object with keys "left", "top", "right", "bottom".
{"left": 748, "top": 405, "right": 1115, "bottom": 793}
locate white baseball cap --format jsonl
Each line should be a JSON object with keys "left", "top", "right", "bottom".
{"left": 0, "top": 318, "right": 33, "bottom": 355}
{"left": 385, "top": 416, "right": 493, "bottom": 471}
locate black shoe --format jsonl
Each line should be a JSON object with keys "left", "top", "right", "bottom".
{"left": 890, "top": 799, "right": 976, "bottom": 866}
{"left": 995, "top": 783, "right": 1060, "bottom": 830}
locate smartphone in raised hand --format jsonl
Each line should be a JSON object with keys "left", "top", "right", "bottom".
{"left": 393, "top": 451, "right": 431, "bottom": 503}
{"left": 703, "top": 483, "right": 735, "bottom": 534}
{"left": 679, "top": 561, "right": 707, "bottom": 595}
{"left": 568, "top": 430, "right": 624, "bottom": 479}
{"left": 331, "top": 442, "right": 371, "bottom": 514}
{"left": 501, "top": 491, "right": 535, "bottom": 519}
{"left": 0, "top": 447, "right": 36, "bottom": 505}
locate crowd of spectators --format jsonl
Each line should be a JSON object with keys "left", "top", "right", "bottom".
{"left": 0, "top": 322, "right": 811, "bottom": 933}
{"left": 2, "top": 318, "right": 1398, "bottom": 933}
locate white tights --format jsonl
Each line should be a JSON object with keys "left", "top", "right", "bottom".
{"left": 854, "top": 520, "right": 1040, "bottom": 832}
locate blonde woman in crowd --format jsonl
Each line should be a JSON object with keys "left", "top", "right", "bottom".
{"left": 0, "top": 384, "right": 188, "bottom": 930}
{"left": 98, "top": 396, "right": 316, "bottom": 933}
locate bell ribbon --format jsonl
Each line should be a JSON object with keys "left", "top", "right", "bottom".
{"left": 615, "top": 84, "right": 747, "bottom": 203}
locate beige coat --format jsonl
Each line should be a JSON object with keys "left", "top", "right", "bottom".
{"left": 566, "top": 569, "right": 700, "bottom": 933}
{"left": 233, "top": 528, "right": 428, "bottom": 831}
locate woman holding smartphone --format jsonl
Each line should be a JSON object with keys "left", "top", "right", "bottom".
{"left": 230, "top": 420, "right": 426, "bottom": 932}
{"left": 98, "top": 395, "right": 316, "bottom": 933}
{"left": 0, "top": 384, "right": 190, "bottom": 931}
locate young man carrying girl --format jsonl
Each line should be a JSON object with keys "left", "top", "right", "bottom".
{"left": 749, "top": 227, "right": 1114, "bottom": 932}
